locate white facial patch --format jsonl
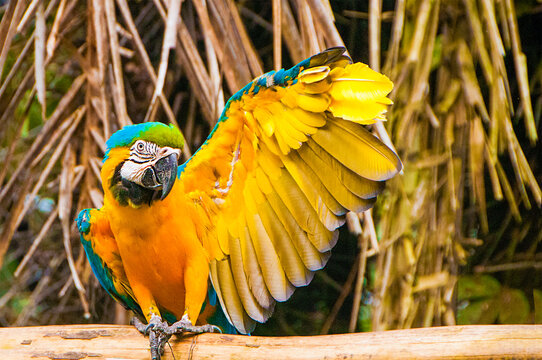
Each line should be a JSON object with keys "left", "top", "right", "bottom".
{"left": 120, "top": 160, "right": 150, "bottom": 185}
{"left": 120, "top": 141, "right": 181, "bottom": 187}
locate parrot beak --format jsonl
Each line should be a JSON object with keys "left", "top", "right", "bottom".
{"left": 140, "top": 150, "right": 179, "bottom": 200}
{"left": 155, "top": 152, "right": 179, "bottom": 200}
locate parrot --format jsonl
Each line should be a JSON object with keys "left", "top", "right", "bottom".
{"left": 76, "top": 47, "right": 402, "bottom": 359}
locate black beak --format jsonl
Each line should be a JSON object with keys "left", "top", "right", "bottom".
{"left": 141, "top": 153, "right": 179, "bottom": 200}
{"left": 155, "top": 153, "right": 179, "bottom": 200}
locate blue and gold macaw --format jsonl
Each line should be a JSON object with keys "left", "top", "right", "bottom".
{"left": 77, "top": 47, "right": 401, "bottom": 358}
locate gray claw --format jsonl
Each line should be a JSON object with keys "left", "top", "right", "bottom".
{"left": 132, "top": 315, "right": 220, "bottom": 360}
{"left": 145, "top": 314, "right": 167, "bottom": 333}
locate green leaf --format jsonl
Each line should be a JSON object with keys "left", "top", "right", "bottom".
{"left": 498, "top": 288, "right": 530, "bottom": 324}
{"left": 457, "top": 275, "right": 501, "bottom": 301}
{"left": 0, "top": 253, "right": 18, "bottom": 290}
{"left": 358, "top": 304, "right": 372, "bottom": 332}
{"left": 457, "top": 298, "right": 499, "bottom": 325}
{"left": 534, "top": 290, "right": 542, "bottom": 324}
{"left": 430, "top": 35, "right": 442, "bottom": 72}
{"left": 11, "top": 295, "right": 30, "bottom": 315}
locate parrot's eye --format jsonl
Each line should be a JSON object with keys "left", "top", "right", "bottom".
{"left": 135, "top": 141, "right": 146, "bottom": 152}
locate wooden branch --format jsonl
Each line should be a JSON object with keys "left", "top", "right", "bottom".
{"left": 2, "top": 324, "right": 542, "bottom": 359}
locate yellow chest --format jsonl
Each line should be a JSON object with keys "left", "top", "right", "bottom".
{"left": 104, "top": 183, "right": 209, "bottom": 317}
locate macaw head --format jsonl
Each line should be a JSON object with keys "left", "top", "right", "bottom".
{"left": 102, "top": 122, "right": 185, "bottom": 207}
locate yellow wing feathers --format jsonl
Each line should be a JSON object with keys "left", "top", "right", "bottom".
{"left": 180, "top": 54, "right": 401, "bottom": 333}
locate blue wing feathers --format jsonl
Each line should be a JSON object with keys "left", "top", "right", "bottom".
{"left": 205, "top": 286, "right": 237, "bottom": 334}
{"left": 208, "top": 305, "right": 238, "bottom": 335}
{"left": 76, "top": 209, "right": 142, "bottom": 316}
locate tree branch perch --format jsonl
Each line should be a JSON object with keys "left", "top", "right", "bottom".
{"left": 2, "top": 324, "right": 542, "bottom": 359}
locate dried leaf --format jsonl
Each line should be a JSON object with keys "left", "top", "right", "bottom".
{"left": 105, "top": 0, "right": 129, "bottom": 126}
{"left": 35, "top": 2, "right": 46, "bottom": 118}
{"left": 146, "top": 0, "right": 182, "bottom": 122}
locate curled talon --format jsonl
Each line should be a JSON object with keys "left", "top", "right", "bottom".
{"left": 144, "top": 323, "right": 156, "bottom": 333}
{"left": 210, "top": 324, "right": 222, "bottom": 334}
{"left": 145, "top": 314, "right": 167, "bottom": 333}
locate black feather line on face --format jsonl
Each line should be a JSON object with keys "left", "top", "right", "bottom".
{"left": 110, "top": 161, "right": 160, "bottom": 206}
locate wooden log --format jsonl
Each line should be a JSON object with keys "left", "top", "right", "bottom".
{"left": 2, "top": 324, "right": 542, "bottom": 359}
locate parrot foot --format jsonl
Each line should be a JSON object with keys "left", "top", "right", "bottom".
{"left": 164, "top": 314, "right": 222, "bottom": 335}
{"left": 132, "top": 315, "right": 172, "bottom": 360}
{"left": 131, "top": 315, "right": 221, "bottom": 360}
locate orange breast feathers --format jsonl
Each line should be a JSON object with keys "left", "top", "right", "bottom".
{"left": 100, "top": 148, "right": 211, "bottom": 323}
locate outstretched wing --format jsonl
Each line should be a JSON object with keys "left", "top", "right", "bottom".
{"left": 77, "top": 208, "right": 141, "bottom": 315}
{"left": 179, "top": 47, "right": 402, "bottom": 333}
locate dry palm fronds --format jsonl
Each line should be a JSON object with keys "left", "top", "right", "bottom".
{"left": 369, "top": 0, "right": 541, "bottom": 330}
{"left": 0, "top": 0, "right": 539, "bottom": 334}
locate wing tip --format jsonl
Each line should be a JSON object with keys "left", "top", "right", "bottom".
{"left": 309, "top": 47, "right": 350, "bottom": 67}
{"left": 380, "top": 152, "right": 403, "bottom": 181}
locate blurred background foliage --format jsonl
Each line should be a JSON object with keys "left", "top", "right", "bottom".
{"left": 0, "top": 0, "right": 540, "bottom": 335}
